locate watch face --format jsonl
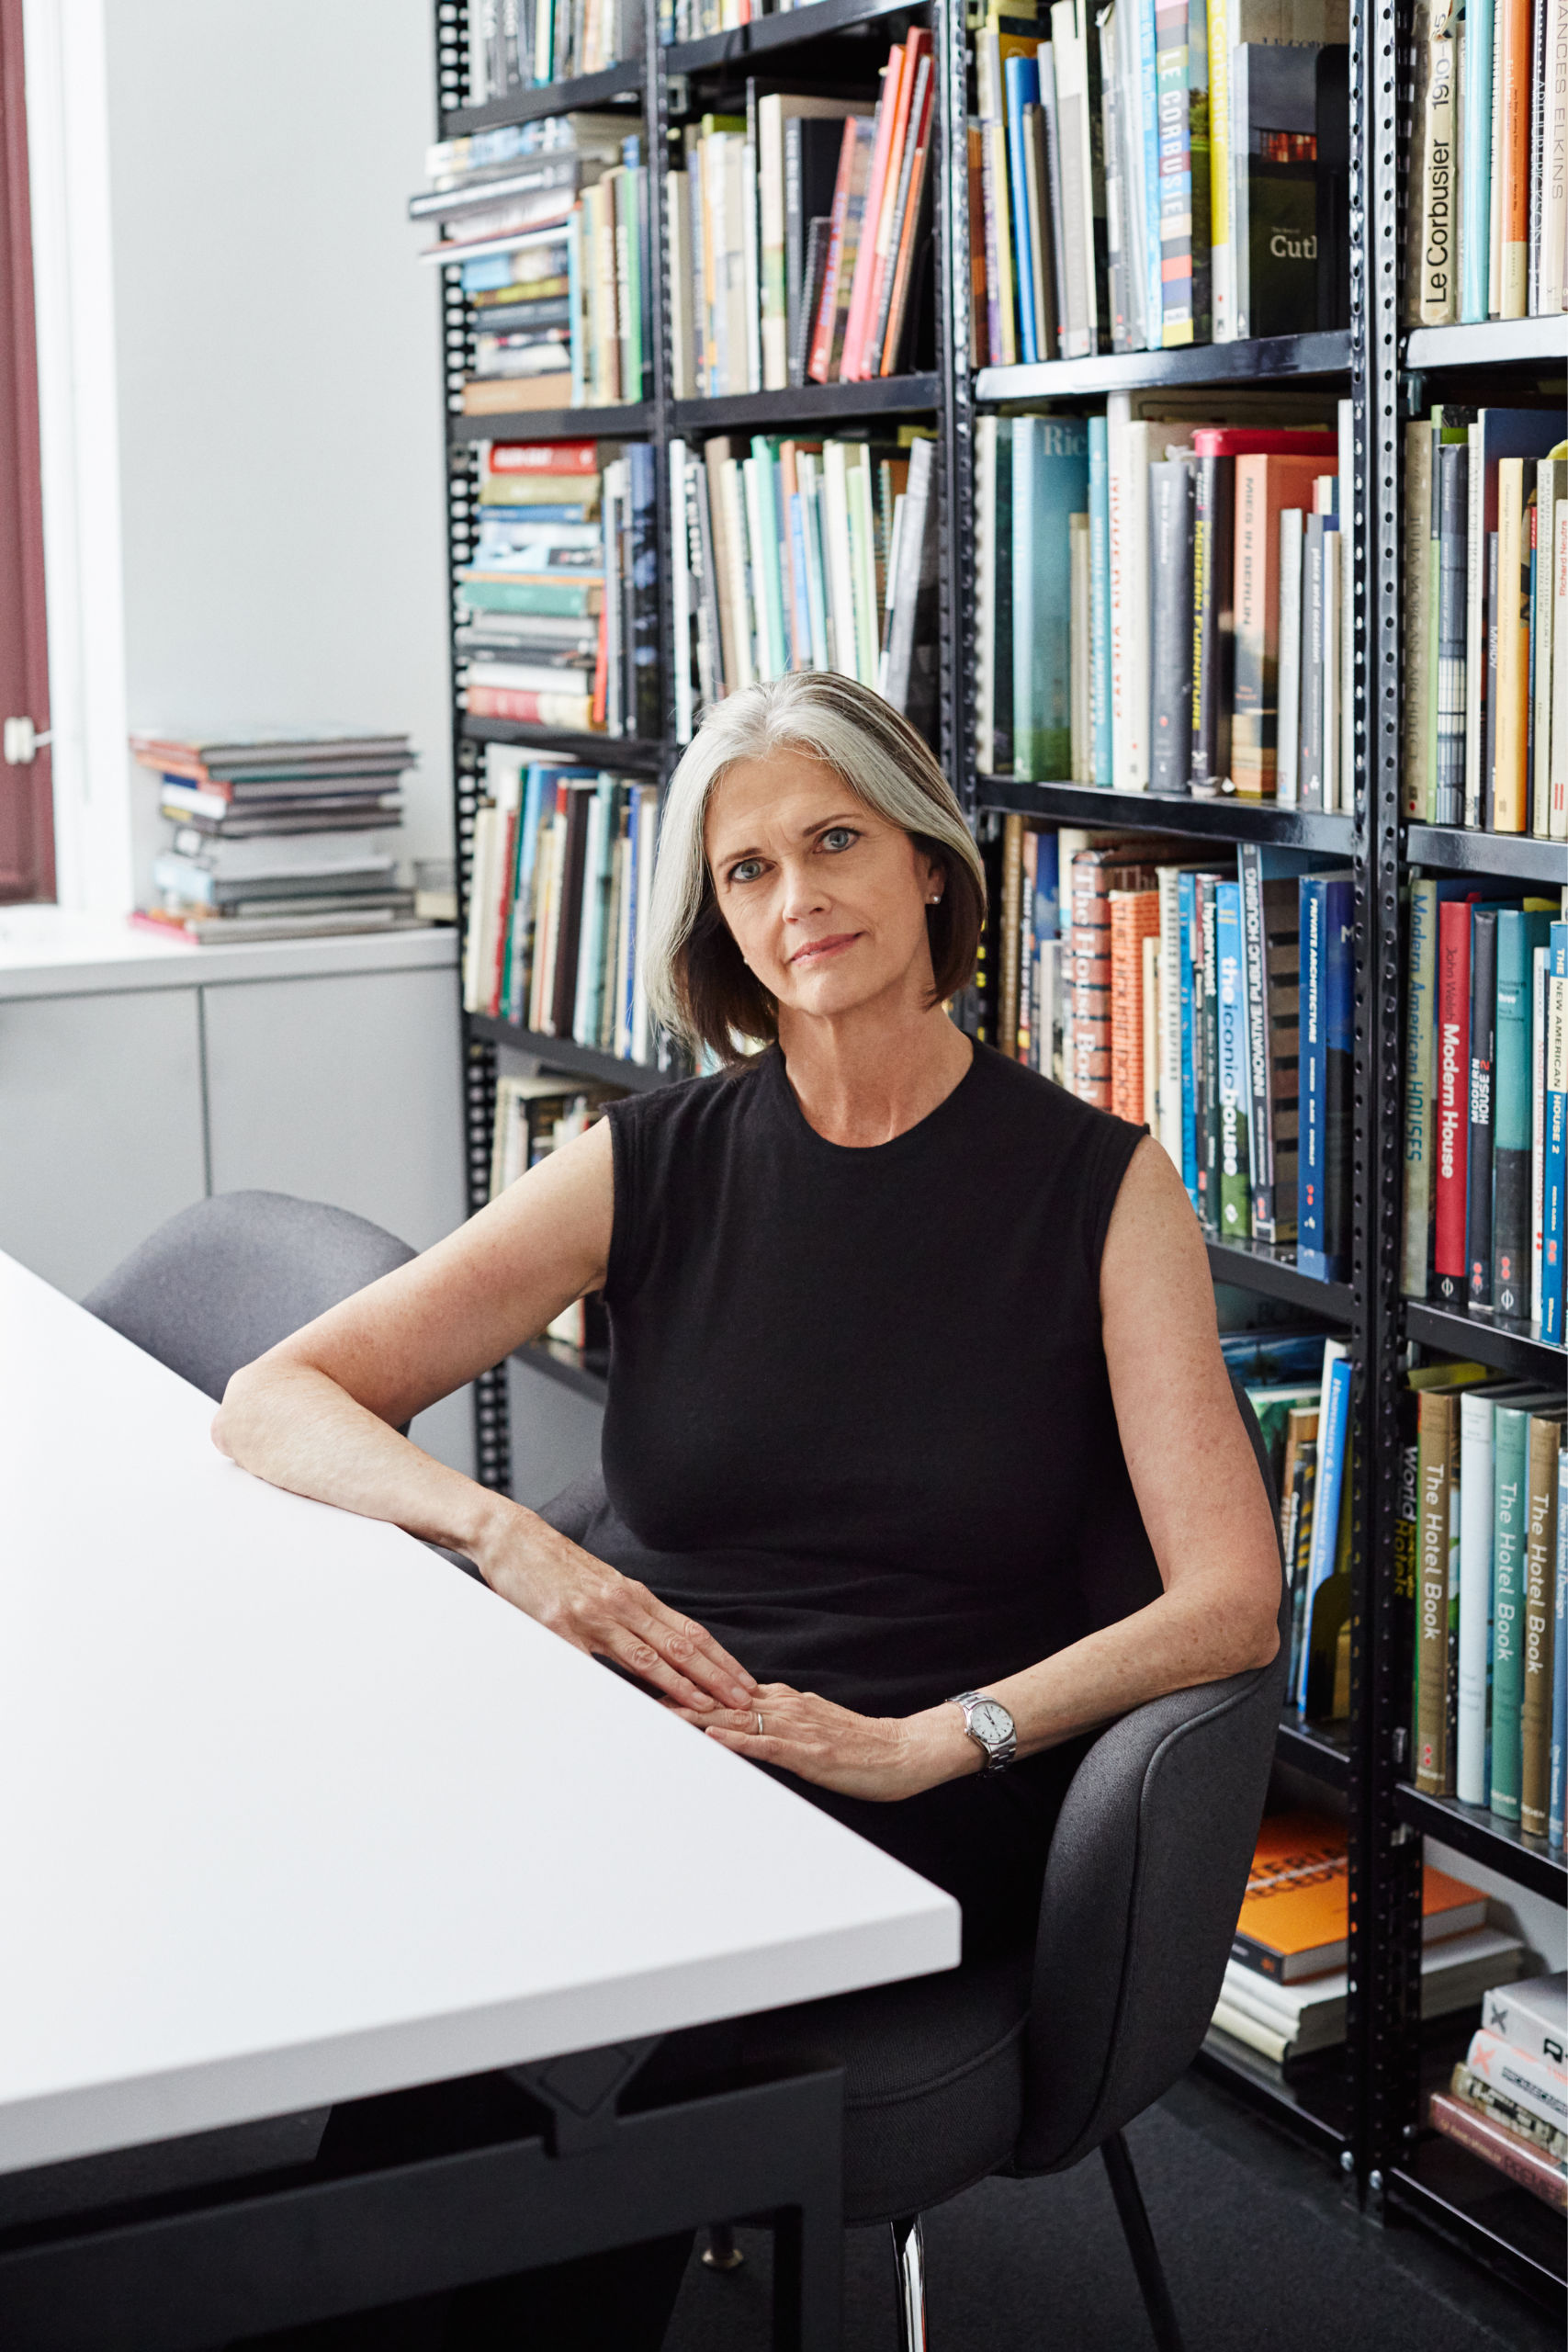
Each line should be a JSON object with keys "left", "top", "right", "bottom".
{"left": 971, "top": 1701, "right": 1011, "bottom": 1747}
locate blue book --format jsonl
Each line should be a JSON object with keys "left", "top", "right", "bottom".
{"left": 1011, "top": 417, "right": 1089, "bottom": 778}
{"left": 1178, "top": 868, "right": 1200, "bottom": 1209}
{"left": 504, "top": 764, "right": 549, "bottom": 1022}
{"left": 1297, "top": 1348, "right": 1351, "bottom": 1710}
{"left": 1545, "top": 922, "right": 1568, "bottom": 1344}
{"left": 1214, "top": 881, "right": 1252, "bottom": 1238}
{"left": 1492, "top": 909, "right": 1552, "bottom": 1323}
{"left": 1297, "top": 875, "right": 1354, "bottom": 1283}
{"left": 1136, "top": 0, "right": 1164, "bottom": 347}
{"left": 1032, "top": 828, "right": 1060, "bottom": 942}
{"left": 1552, "top": 1442, "right": 1567, "bottom": 1850}
{"left": 1088, "top": 416, "right": 1113, "bottom": 785}
{"left": 788, "top": 489, "right": 812, "bottom": 667}
{"left": 1004, "top": 55, "right": 1043, "bottom": 367}
{"left": 1460, "top": 0, "right": 1494, "bottom": 322}
{"left": 750, "top": 438, "right": 788, "bottom": 682}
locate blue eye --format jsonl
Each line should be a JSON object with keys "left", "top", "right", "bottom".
{"left": 820, "top": 827, "right": 858, "bottom": 852}
{"left": 729, "top": 858, "right": 765, "bottom": 884}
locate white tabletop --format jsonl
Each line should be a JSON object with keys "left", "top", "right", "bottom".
{"left": 0, "top": 903, "right": 457, "bottom": 1001}
{"left": 0, "top": 1255, "right": 956, "bottom": 2177}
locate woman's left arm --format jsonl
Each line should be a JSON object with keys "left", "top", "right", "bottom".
{"left": 697, "top": 1136, "right": 1283, "bottom": 1799}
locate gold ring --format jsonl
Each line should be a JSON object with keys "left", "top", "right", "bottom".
{"left": 755, "top": 1710, "right": 763, "bottom": 1736}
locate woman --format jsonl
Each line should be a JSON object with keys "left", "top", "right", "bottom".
{"left": 217, "top": 671, "right": 1279, "bottom": 2342}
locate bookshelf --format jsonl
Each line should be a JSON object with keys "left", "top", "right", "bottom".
{"left": 429, "top": 0, "right": 1565, "bottom": 2312}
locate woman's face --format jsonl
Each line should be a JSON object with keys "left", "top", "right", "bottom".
{"left": 704, "top": 749, "right": 942, "bottom": 1025}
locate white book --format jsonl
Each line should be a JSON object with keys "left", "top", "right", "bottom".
{"left": 1535, "top": 458, "right": 1561, "bottom": 835}
{"left": 631, "top": 790, "right": 658, "bottom": 1064}
{"left": 1338, "top": 398, "right": 1355, "bottom": 812}
{"left": 1532, "top": 944, "right": 1550, "bottom": 1328}
{"left": 1482, "top": 1969, "right": 1568, "bottom": 2068}
{"left": 1115, "top": 0, "right": 1151, "bottom": 349}
{"left": 1277, "top": 505, "right": 1305, "bottom": 805}
{"left": 1321, "top": 516, "right": 1340, "bottom": 810}
{"left": 670, "top": 440, "right": 694, "bottom": 744}
{"left": 1457, "top": 1390, "right": 1497, "bottom": 1804}
{"left": 1142, "top": 933, "right": 1161, "bottom": 1128}
{"left": 1050, "top": 0, "right": 1099, "bottom": 357}
{"left": 821, "top": 441, "right": 859, "bottom": 684}
{"left": 1555, "top": 501, "right": 1568, "bottom": 841}
{"left": 976, "top": 415, "right": 998, "bottom": 766}
{"left": 795, "top": 452, "right": 829, "bottom": 673}
{"left": 1218, "top": 1925, "right": 1529, "bottom": 2052}
{"left": 1070, "top": 512, "right": 1092, "bottom": 778}
{"left": 1156, "top": 865, "right": 1186, "bottom": 1163}
{"left": 462, "top": 805, "right": 500, "bottom": 1014}
{"left": 667, "top": 175, "right": 695, "bottom": 399}
{"left": 1542, "top": 0, "right": 1568, "bottom": 312}
{"left": 571, "top": 788, "right": 607, "bottom": 1046}
{"left": 1463, "top": 421, "right": 1485, "bottom": 825}
{"left": 1107, "top": 401, "right": 1197, "bottom": 787}
{"left": 741, "top": 125, "right": 762, "bottom": 394}
{"left": 718, "top": 458, "right": 754, "bottom": 691}
{"left": 846, "top": 449, "right": 882, "bottom": 685}
{"left": 741, "top": 458, "right": 773, "bottom": 679}
{"left": 1466, "top": 2025, "right": 1568, "bottom": 2133}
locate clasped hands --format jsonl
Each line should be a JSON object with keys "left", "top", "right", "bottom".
{"left": 484, "top": 1513, "right": 977, "bottom": 1803}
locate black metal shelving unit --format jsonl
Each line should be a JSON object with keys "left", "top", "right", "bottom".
{"left": 429, "top": 0, "right": 1565, "bottom": 2311}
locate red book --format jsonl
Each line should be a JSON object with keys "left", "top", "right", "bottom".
{"left": 487, "top": 441, "right": 600, "bottom": 476}
{"left": 1189, "top": 429, "right": 1337, "bottom": 458}
{"left": 1432, "top": 896, "right": 1473, "bottom": 1305}
{"left": 843, "top": 37, "right": 925, "bottom": 381}
{"left": 465, "top": 684, "right": 596, "bottom": 725}
{"left": 807, "top": 118, "right": 873, "bottom": 384}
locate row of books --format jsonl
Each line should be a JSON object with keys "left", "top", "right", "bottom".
{"left": 488, "top": 1075, "right": 621, "bottom": 1354}
{"left": 668, "top": 433, "right": 939, "bottom": 740}
{"left": 1406, "top": 0, "right": 1568, "bottom": 324}
{"left": 1224, "top": 1329, "right": 1352, "bottom": 1715}
{"left": 130, "top": 733, "right": 418, "bottom": 945}
{"left": 462, "top": 744, "right": 661, "bottom": 1066}
{"left": 1402, "top": 408, "right": 1567, "bottom": 837}
{"left": 1399, "top": 893, "right": 1566, "bottom": 1341}
{"left": 459, "top": 439, "right": 659, "bottom": 740}
{"left": 414, "top": 114, "right": 649, "bottom": 413}
{"left": 1428, "top": 1973, "right": 1568, "bottom": 2214}
{"left": 970, "top": 0, "right": 1348, "bottom": 365}
{"left": 992, "top": 819, "right": 1354, "bottom": 1280}
{"left": 976, "top": 398, "right": 1355, "bottom": 803}
{"left": 659, "top": 0, "right": 806, "bottom": 38}
{"left": 668, "top": 44, "right": 933, "bottom": 400}
{"left": 463, "top": 0, "right": 641, "bottom": 101}
{"left": 1406, "top": 1372, "right": 1565, "bottom": 1847}
{"left": 1211, "top": 1809, "right": 1524, "bottom": 2071}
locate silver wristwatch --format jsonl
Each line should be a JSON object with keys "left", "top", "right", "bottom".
{"left": 950, "top": 1690, "right": 1017, "bottom": 1774}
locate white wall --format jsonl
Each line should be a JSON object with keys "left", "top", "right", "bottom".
{"left": 99, "top": 0, "right": 454, "bottom": 886}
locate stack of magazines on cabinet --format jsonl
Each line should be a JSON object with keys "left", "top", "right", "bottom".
{"left": 668, "top": 42, "right": 934, "bottom": 396}
{"left": 458, "top": 440, "right": 659, "bottom": 738}
{"left": 1402, "top": 410, "right": 1566, "bottom": 837}
{"left": 132, "top": 732, "right": 418, "bottom": 943}
{"left": 668, "top": 433, "right": 938, "bottom": 739}
{"left": 463, "top": 743, "right": 661, "bottom": 1066}
{"left": 1210, "top": 1810, "right": 1527, "bottom": 2075}
{"left": 413, "top": 114, "right": 649, "bottom": 413}
{"left": 462, "top": 0, "right": 643, "bottom": 100}
{"left": 1406, "top": 0, "right": 1568, "bottom": 325}
{"left": 1430, "top": 1973, "right": 1568, "bottom": 2212}
{"left": 989, "top": 815, "right": 1355, "bottom": 1281}
{"left": 976, "top": 399, "right": 1355, "bottom": 801}
{"left": 968, "top": 0, "right": 1348, "bottom": 363}
{"left": 1403, "top": 1366, "right": 1565, "bottom": 1846}
{"left": 1399, "top": 892, "right": 1568, "bottom": 1340}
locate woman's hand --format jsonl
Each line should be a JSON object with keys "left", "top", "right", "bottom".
{"left": 676, "top": 1683, "right": 979, "bottom": 1802}
{"left": 479, "top": 1510, "right": 758, "bottom": 1713}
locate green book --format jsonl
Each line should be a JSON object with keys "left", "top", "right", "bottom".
{"left": 1491, "top": 1400, "right": 1538, "bottom": 1819}
{"left": 460, "top": 579, "right": 602, "bottom": 617}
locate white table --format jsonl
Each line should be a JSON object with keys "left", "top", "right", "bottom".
{"left": 0, "top": 1253, "right": 957, "bottom": 2346}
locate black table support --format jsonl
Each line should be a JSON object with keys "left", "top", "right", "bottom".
{"left": 0, "top": 2059, "right": 846, "bottom": 2352}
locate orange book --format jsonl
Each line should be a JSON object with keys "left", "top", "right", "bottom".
{"left": 461, "top": 376, "right": 572, "bottom": 416}
{"left": 1497, "top": 0, "right": 1531, "bottom": 317}
{"left": 848, "top": 34, "right": 931, "bottom": 380}
{"left": 879, "top": 75, "right": 936, "bottom": 378}
{"left": 839, "top": 41, "right": 909, "bottom": 383}
{"left": 1109, "top": 889, "right": 1160, "bottom": 1121}
{"left": 1233, "top": 1812, "right": 1489, "bottom": 1982}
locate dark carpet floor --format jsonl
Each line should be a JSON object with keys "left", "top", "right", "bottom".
{"left": 665, "top": 2071, "right": 1562, "bottom": 2352}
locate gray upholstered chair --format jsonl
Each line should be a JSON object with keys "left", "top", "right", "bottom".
{"left": 536, "top": 1376, "right": 1289, "bottom": 2352}
{"left": 82, "top": 1190, "right": 416, "bottom": 1401}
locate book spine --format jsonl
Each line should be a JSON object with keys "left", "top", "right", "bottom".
{"left": 1435, "top": 442, "right": 1471, "bottom": 824}
{"left": 1500, "top": 0, "right": 1532, "bottom": 313}
{"left": 1149, "top": 460, "right": 1194, "bottom": 792}
{"left": 1006, "top": 56, "right": 1043, "bottom": 367}
{"left": 1547, "top": 927, "right": 1568, "bottom": 1345}
{"left": 1238, "top": 845, "right": 1274, "bottom": 1236}
{"left": 1402, "top": 880, "right": 1441, "bottom": 1296}
{"left": 1299, "top": 515, "right": 1325, "bottom": 808}
{"left": 1136, "top": 0, "right": 1163, "bottom": 345}
{"left": 1277, "top": 507, "right": 1304, "bottom": 807}
{"left": 1190, "top": 452, "right": 1234, "bottom": 790}
{"left": 1461, "top": 0, "right": 1495, "bottom": 320}
{"left": 1427, "top": 2093, "right": 1568, "bottom": 2209}
{"left": 1457, "top": 1394, "right": 1496, "bottom": 1804}
{"left": 1534, "top": 944, "right": 1550, "bottom": 1326}
{"left": 1154, "top": 0, "right": 1193, "bottom": 345}
{"left": 1523, "top": 1410, "right": 1565, "bottom": 1835}
{"left": 1433, "top": 897, "right": 1472, "bottom": 1304}
{"left": 1492, "top": 1407, "right": 1530, "bottom": 1818}
{"left": 1089, "top": 415, "right": 1113, "bottom": 784}
{"left": 1542, "top": 0, "right": 1568, "bottom": 315}
{"left": 1215, "top": 881, "right": 1252, "bottom": 1237}
{"left": 1230, "top": 458, "right": 1271, "bottom": 797}
{"left": 1298, "top": 879, "right": 1327, "bottom": 1270}
{"left": 1110, "top": 890, "right": 1159, "bottom": 1116}
{"left": 1318, "top": 878, "right": 1354, "bottom": 1281}
{"left": 1495, "top": 458, "right": 1530, "bottom": 828}
{"left": 1465, "top": 907, "right": 1499, "bottom": 1308}
{"left": 1000, "top": 812, "right": 1024, "bottom": 1055}
{"left": 1553, "top": 1442, "right": 1567, "bottom": 1850}
{"left": 807, "top": 120, "right": 859, "bottom": 384}
{"left": 1179, "top": 866, "right": 1200, "bottom": 1206}
{"left": 1416, "top": 1388, "right": 1458, "bottom": 1792}
{"left": 1300, "top": 1351, "right": 1351, "bottom": 1712}
{"left": 1493, "top": 912, "right": 1536, "bottom": 1325}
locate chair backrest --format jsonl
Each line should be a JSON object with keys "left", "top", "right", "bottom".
{"left": 1012, "top": 1375, "right": 1291, "bottom": 2172}
{"left": 81, "top": 1192, "right": 416, "bottom": 1403}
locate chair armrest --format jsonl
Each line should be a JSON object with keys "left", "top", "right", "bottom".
{"left": 1014, "top": 1641, "right": 1288, "bottom": 2174}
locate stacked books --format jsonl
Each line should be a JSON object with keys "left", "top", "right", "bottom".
{"left": 462, "top": 0, "right": 642, "bottom": 101}
{"left": 1403, "top": 1373, "right": 1566, "bottom": 1846}
{"left": 413, "top": 114, "right": 648, "bottom": 413}
{"left": 1406, "top": 0, "right": 1568, "bottom": 326}
{"left": 669, "top": 44, "right": 934, "bottom": 398}
{"left": 132, "top": 733, "right": 417, "bottom": 944}
{"left": 976, "top": 400, "right": 1355, "bottom": 803}
{"left": 970, "top": 0, "right": 1348, "bottom": 363}
{"left": 992, "top": 819, "right": 1355, "bottom": 1276}
{"left": 668, "top": 433, "right": 938, "bottom": 740}
{"left": 490, "top": 1075, "right": 624, "bottom": 1351}
{"left": 1430, "top": 1973, "right": 1568, "bottom": 2211}
{"left": 1400, "top": 411, "right": 1566, "bottom": 837}
{"left": 459, "top": 440, "right": 659, "bottom": 740}
{"left": 1211, "top": 1812, "right": 1523, "bottom": 2069}
{"left": 462, "top": 743, "right": 660, "bottom": 1066}
{"left": 1399, "top": 897, "right": 1566, "bottom": 1338}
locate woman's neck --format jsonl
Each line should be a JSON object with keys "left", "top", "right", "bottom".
{"left": 775, "top": 1002, "right": 974, "bottom": 1148}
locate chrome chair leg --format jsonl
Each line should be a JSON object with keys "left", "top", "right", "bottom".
{"left": 890, "top": 2211, "right": 928, "bottom": 2352}
{"left": 701, "top": 2221, "right": 744, "bottom": 2270}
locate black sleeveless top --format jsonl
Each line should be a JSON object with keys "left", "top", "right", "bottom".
{"left": 585, "top": 1041, "right": 1160, "bottom": 1719}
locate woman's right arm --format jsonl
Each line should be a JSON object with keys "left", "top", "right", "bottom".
{"left": 212, "top": 1117, "right": 757, "bottom": 1713}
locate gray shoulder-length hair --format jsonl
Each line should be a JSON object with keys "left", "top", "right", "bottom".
{"left": 642, "top": 672, "right": 987, "bottom": 1065}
